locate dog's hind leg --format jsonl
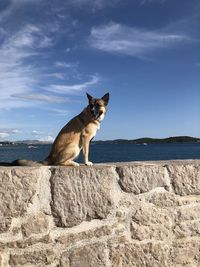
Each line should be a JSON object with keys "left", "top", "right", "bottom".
{"left": 53, "top": 146, "right": 80, "bottom": 166}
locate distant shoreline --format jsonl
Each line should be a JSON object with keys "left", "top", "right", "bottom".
{"left": 0, "top": 136, "right": 200, "bottom": 145}
{"left": 93, "top": 136, "right": 200, "bottom": 144}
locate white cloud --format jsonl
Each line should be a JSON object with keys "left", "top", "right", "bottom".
{"left": 45, "top": 72, "right": 65, "bottom": 80}
{"left": 68, "top": 0, "right": 120, "bottom": 10}
{"left": 47, "top": 108, "right": 69, "bottom": 116}
{"left": 46, "top": 74, "right": 100, "bottom": 94}
{"left": 140, "top": 0, "right": 166, "bottom": 5}
{"left": 0, "top": 129, "right": 21, "bottom": 139}
{"left": 0, "top": 133, "right": 10, "bottom": 139}
{"left": 89, "top": 22, "right": 191, "bottom": 57}
{"left": 65, "top": 48, "right": 71, "bottom": 53}
{"left": 55, "top": 61, "right": 78, "bottom": 68}
{"left": 6, "top": 24, "right": 52, "bottom": 49}
{"left": 0, "top": 24, "right": 53, "bottom": 109}
{"left": 39, "top": 135, "right": 54, "bottom": 142}
{"left": 31, "top": 130, "right": 43, "bottom": 136}
{"left": 11, "top": 93, "right": 67, "bottom": 104}
{"left": 31, "top": 130, "right": 54, "bottom": 142}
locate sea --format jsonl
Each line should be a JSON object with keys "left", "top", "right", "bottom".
{"left": 0, "top": 142, "right": 200, "bottom": 164}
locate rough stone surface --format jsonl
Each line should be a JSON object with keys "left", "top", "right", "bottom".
{"left": 167, "top": 163, "right": 200, "bottom": 195}
{"left": 60, "top": 243, "right": 108, "bottom": 267}
{"left": 116, "top": 164, "right": 170, "bottom": 194}
{"left": 9, "top": 248, "right": 56, "bottom": 266}
{"left": 111, "top": 242, "right": 171, "bottom": 267}
{"left": 130, "top": 200, "right": 173, "bottom": 241}
{"left": 21, "top": 213, "right": 50, "bottom": 237}
{"left": 0, "top": 160, "right": 199, "bottom": 267}
{"left": 50, "top": 166, "right": 117, "bottom": 227}
{"left": 171, "top": 238, "right": 200, "bottom": 266}
{"left": 0, "top": 167, "right": 44, "bottom": 234}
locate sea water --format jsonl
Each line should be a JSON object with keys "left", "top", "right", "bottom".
{"left": 0, "top": 142, "right": 200, "bottom": 163}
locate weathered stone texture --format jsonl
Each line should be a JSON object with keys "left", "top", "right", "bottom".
{"left": 55, "top": 224, "right": 113, "bottom": 246}
{"left": 21, "top": 213, "right": 50, "bottom": 237}
{"left": 171, "top": 238, "right": 200, "bottom": 266}
{"left": 9, "top": 248, "right": 56, "bottom": 267}
{"left": 167, "top": 164, "right": 200, "bottom": 195}
{"left": 50, "top": 166, "right": 117, "bottom": 227}
{"left": 116, "top": 164, "right": 170, "bottom": 194}
{"left": 60, "top": 243, "right": 108, "bottom": 267}
{"left": 130, "top": 201, "right": 173, "bottom": 241}
{"left": 0, "top": 161, "right": 199, "bottom": 267}
{"left": 111, "top": 242, "right": 170, "bottom": 267}
{"left": 0, "top": 167, "right": 43, "bottom": 234}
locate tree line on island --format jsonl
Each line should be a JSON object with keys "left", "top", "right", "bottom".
{"left": 93, "top": 136, "right": 200, "bottom": 144}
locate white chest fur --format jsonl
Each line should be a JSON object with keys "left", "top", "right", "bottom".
{"left": 98, "top": 113, "right": 105, "bottom": 122}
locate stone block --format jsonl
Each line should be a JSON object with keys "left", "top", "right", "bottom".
{"left": 9, "top": 248, "right": 56, "bottom": 266}
{"left": 167, "top": 164, "right": 200, "bottom": 195}
{"left": 0, "top": 167, "right": 42, "bottom": 233}
{"left": 111, "top": 242, "right": 170, "bottom": 267}
{"left": 174, "top": 220, "right": 200, "bottom": 238}
{"left": 50, "top": 166, "right": 116, "bottom": 227}
{"left": 60, "top": 242, "right": 107, "bottom": 267}
{"left": 116, "top": 164, "right": 170, "bottom": 194}
{"left": 171, "top": 238, "right": 200, "bottom": 266}
{"left": 143, "top": 191, "right": 181, "bottom": 208}
{"left": 21, "top": 213, "right": 50, "bottom": 237}
{"left": 175, "top": 203, "right": 200, "bottom": 221}
{"left": 130, "top": 201, "right": 173, "bottom": 241}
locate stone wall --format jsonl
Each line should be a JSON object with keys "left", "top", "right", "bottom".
{"left": 0, "top": 160, "right": 200, "bottom": 267}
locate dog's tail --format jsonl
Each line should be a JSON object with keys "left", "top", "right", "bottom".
{"left": 12, "top": 159, "right": 44, "bottom": 166}
{"left": 0, "top": 162, "right": 13, "bottom": 166}
{"left": 0, "top": 157, "right": 52, "bottom": 166}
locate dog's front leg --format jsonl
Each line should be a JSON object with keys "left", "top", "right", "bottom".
{"left": 82, "top": 136, "right": 93, "bottom": 166}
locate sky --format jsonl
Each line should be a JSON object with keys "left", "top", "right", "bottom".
{"left": 0, "top": 0, "right": 200, "bottom": 141}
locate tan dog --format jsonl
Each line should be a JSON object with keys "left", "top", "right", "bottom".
{"left": 13, "top": 92, "right": 109, "bottom": 166}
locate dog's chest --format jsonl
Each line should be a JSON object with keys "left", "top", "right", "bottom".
{"left": 84, "top": 122, "right": 100, "bottom": 138}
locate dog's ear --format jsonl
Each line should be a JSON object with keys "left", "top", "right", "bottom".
{"left": 86, "top": 93, "right": 94, "bottom": 103}
{"left": 102, "top": 93, "right": 109, "bottom": 105}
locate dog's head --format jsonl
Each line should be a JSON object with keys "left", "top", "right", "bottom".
{"left": 86, "top": 92, "right": 109, "bottom": 121}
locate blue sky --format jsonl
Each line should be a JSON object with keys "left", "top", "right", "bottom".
{"left": 0, "top": 0, "right": 200, "bottom": 141}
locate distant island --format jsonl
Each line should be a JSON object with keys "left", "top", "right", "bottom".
{"left": 94, "top": 136, "right": 200, "bottom": 144}
{"left": 0, "top": 136, "right": 200, "bottom": 146}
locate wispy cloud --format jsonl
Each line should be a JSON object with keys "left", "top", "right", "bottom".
{"left": 39, "top": 135, "right": 54, "bottom": 142}
{"left": 46, "top": 74, "right": 100, "bottom": 94}
{"left": 0, "top": 24, "right": 54, "bottom": 109}
{"left": 0, "top": 21, "right": 100, "bottom": 110}
{"left": 46, "top": 108, "right": 69, "bottom": 116}
{"left": 45, "top": 72, "right": 65, "bottom": 80}
{"left": 31, "top": 130, "right": 54, "bottom": 142}
{"left": 11, "top": 93, "right": 68, "bottom": 104}
{"left": 89, "top": 22, "right": 192, "bottom": 58}
{"left": 31, "top": 130, "right": 43, "bottom": 136}
{"left": 0, "top": 129, "right": 22, "bottom": 140}
{"left": 55, "top": 61, "right": 78, "bottom": 68}
{"left": 140, "top": 0, "right": 166, "bottom": 5}
{"left": 67, "top": 0, "right": 121, "bottom": 10}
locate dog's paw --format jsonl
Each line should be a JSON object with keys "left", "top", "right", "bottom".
{"left": 85, "top": 161, "right": 93, "bottom": 166}
{"left": 71, "top": 161, "right": 80, "bottom": 166}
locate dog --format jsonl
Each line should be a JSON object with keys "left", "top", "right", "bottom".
{"left": 12, "top": 92, "right": 109, "bottom": 166}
